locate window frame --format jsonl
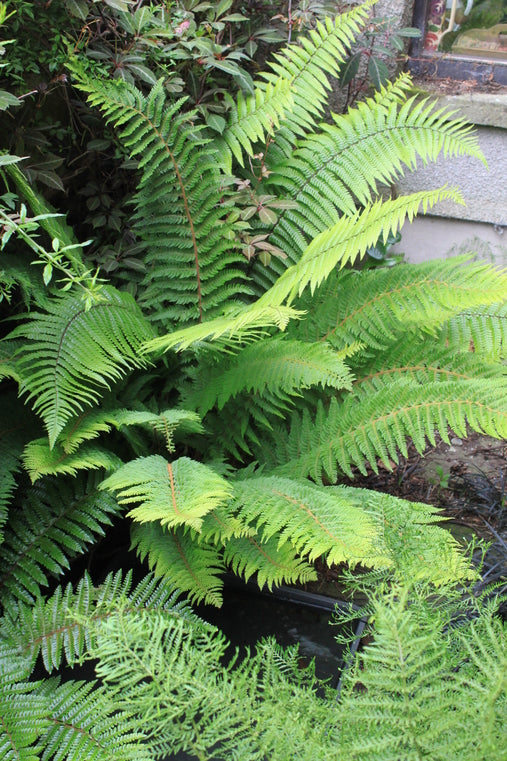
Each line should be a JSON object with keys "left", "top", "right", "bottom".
{"left": 407, "top": 0, "right": 507, "bottom": 86}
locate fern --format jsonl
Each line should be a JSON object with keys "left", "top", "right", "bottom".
{"left": 7, "top": 286, "right": 153, "bottom": 447}
{"left": 0, "top": 474, "right": 121, "bottom": 606}
{"left": 71, "top": 73, "right": 250, "bottom": 328}
{"left": 183, "top": 336, "right": 354, "bottom": 417}
{"left": 296, "top": 257, "right": 507, "bottom": 349}
{"left": 258, "top": 188, "right": 465, "bottom": 308}
{"left": 101, "top": 455, "right": 232, "bottom": 531}
{"left": 265, "top": 381, "right": 507, "bottom": 482}
{"left": 131, "top": 522, "right": 226, "bottom": 606}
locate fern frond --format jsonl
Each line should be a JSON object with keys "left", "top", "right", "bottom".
{"left": 8, "top": 286, "right": 153, "bottom": 447}
{"left": 0, "top": 646, "right": 49, "bottom": 761}
{"left": 22, "top": 439, "right": 121, "bottom": 482}
{"left": 442, "top": 302, "right": 507, "bottom": 360}
{"left": 256, "top": 79, "right": 484, "bottom": 286}
{"left": 300, "top": 258, "right": 507, "bottom": 350}
{"left": 100, "top": 455, "right": 232, "bottom": 531}
{"left": 52, "top": 407, "right": 203, "bottom": 455}
{"left": 267, "top": 380, "right": 507, "bottom": 481}
{"left": 259, "top": 188, "right": 464, "bottom": 307}
{"left": 261, "top": 2, "right": 373, "bottom": 158}
{"left": 143, "top": 302, "right": 303, "bottom": 353}
{"left": 352, "top": 333, "right": 506, "bottom": 397}
{"left": 131, "top": 522, "right": 225, "bottom": 606}
{"left": 71, "top": 72, "right": 249, "bottom": 327}
{"left": 218, "top": 79, "right": 293, "bottom": 169}
{"left": 3, "top": 570, "right": 191, "bottom": 673}
{"left": 231, "top": 475, "right": 376, "bottom": 566}
{"left": 184, "top": 336, "right": 354, "bottom": 417}
{"left": 223, "top": 532, "right": 317, "bottom": 590}
{"left": 0, "top": 474, "right": 121, "bottom": 605}
{"left": 35, "top": 678, "right": 147, "bottom": 761}
{"left": 0, "top": 395, "right": 40, "bottom": 540}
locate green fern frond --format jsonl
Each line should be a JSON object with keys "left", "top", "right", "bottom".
{"left": 299, "top": 258, "right": 507, "bottom": 350}
{"left": 231, "top": 475, "right": 376, "bottom": 566}
{"left": 35, "top": 678, "right": 147, "bottom": 761}
{"left": 352, "top": 333, "right": 506, "bottom": 397}
{"left": 3, "top": 570, "right": 190, "bottom": 673}
{"left": 218, "top": 78, "right": 293, "bottom": 169}
{"left": 0, "top": 646, "right": 49, "bottom": 761}
{"left": 0, "top": 474, "right": 121, "bottom": 605}
{"left": 337, "top": 487, "right": 472, "bottom": 583}
{"left": 100, "top": 455, "right": 232, "bottom": 531}
{"left": 71, "top": 72, "right": 249, "bottom": 327}
{"left": 52, "top": 407, "right": 203, "bottom": 455}
{"left": 442, "top": 302, "right": 507, "bottom": 360}
{"left": 268, "top": 380, "right": 507, "bottom": 481}
{"left": 8, "top": 286, "right": 153, "bottom": 447}
{"left": 131, "top": 522, "right": 225, "bottom": 606}
{"left": 256, "top": 79, "right": 484, "bottom": 287}
{"left": 223, "top": 532, "right": 317, "bottom": 590}
{"left": 0, "top": 395, "right": 41, "bottom": 540}
{"left": 261, "top": 2, "right": 373, "bottom": 158}
{"left": 184, "top": 336, "right": 354, "bottom": 417}
{"left": 144, "top": 302, "right": 303, "bottom": 353}
{"left": 259, "top": 188, "right": 464, "bottom": 308}
{"left": 22, "top": 439, "right": 121, "bottom": 482}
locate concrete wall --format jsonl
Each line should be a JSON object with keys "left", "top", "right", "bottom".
{"left": 393, "top": 90, "right": 507, "bottom": 263}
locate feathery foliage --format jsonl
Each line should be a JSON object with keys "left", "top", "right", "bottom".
{"left": 1, "top": 5, "right": 507, "bottom": 754}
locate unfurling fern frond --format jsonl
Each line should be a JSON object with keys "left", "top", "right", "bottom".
{"left": 7, "top": 286, "right": 153, "bottom": 447}
{"left": 100, "top": 455, "right": 232, "bottom": 531}
{"left": 0, "top": 474, "right": 121, "bottom": 606}
{"left": 71, "top": 73, "right": 249, "bottom": 328}
{"left": 183, "top": 336, "right": 354, "bottom": 417}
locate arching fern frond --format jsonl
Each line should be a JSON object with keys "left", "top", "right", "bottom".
{"left": 231, "top": 475, "right": 376, "bottom": 566}
{"left": 183, "top": 336, "right": 354, "bottom": 417}
{"left": 256, "top": 80, "right": 484, "bottom": 287}
{"left": 297, "top": 257, "right": 507, "bottom": 350}
{"left": 7, "top": 286, "right": 153, "bottom": 447}
{"left": 351, "top": 333, "right": 506, "bottom": 398}
{"left": 0, "top": 473, "right": 121, "bottom": 606}
{"left": 143, "top": 302, "right": 303, "bottom": 354}
{"left": 131, "top": 522, "right": 225, "bottom": 606}
{"left": 442, "top": 302, "right": 507, "bottom": 360}
{"left": 51, "top": 407, "right": 203, "bottom": 455}
{"left": 260, "top": 2, "right": 373, "bottom": 161}
{"left": 71, "top": 72, "right": 249, "bottom": 327}
{"left": 100, "top": 455, "right": 232, "bottom": 531}
{"left": 258, "top": 188, "right": 464, "bottom": 308}
{"left": 22, "top": 439, "right": 121, "bottom": 482}
{"left": 218, "top": 79, "right": 293, "bottom": 170}
{"left": 266, "top": 380, "right": 507, "bottom": 481}
{"left": 334, "top": 487, "right": 472, "bottom": 583}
